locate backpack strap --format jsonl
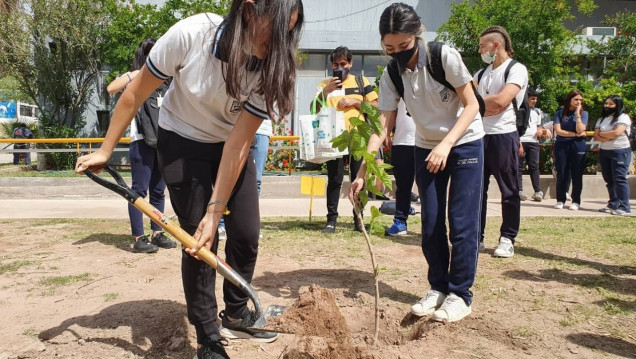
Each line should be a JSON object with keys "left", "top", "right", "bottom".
{"left": 425, "top": 41, "right": 456, "bottom": 93}
{"left": 504, "top": 59, "right": 520, "bottom": 111}
{"left": 387, "top": 59, "right": 404, "bottom": 99}
{"left": 476, "top": 68, "right": 486, "bottom": 86}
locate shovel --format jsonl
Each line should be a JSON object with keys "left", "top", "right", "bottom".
{"left": 84, "top": 165, "right": 285, "bottom": 330}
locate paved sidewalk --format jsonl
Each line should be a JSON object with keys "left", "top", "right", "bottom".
{"left": 0, "top": 197, "right": 633, "bottom": 219}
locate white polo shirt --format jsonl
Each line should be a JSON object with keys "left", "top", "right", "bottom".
{"left": 378, "top": 42, "right": 484, "bottom": 149}
{"left": 595, "top": 114, "right": 632, "bottom": 150}
{"left": 520, "top": 107, "right": 542, "bottom": 143}
{"left": 392, "top": 100, "right": 415, "bottom": 146}
{"left": 146, "top": 13, "right": 268, "bottom": 143}
{"left": 474, "top": 58, "right": 528, "bottom": 135}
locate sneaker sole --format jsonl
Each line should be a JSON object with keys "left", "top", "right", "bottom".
{"left": 133, "top": 248, "right": 158, "bottom": 253}
{"left": 432, "top": 306, "right": 472, "bottom": 323}
{"left": 493, "top": 251, "right": 514, "bottom": 258}
{"left": 411, "top": 306, "right": 439, "bottom": 317}
{"left": 219, "top": 327, "right": 279, "bottom": 343}
{"left": 152, "top": 242, "right": 177, "bottom": 249}
{"left": 387, "top": 230, "right": 407, "bottom": 236}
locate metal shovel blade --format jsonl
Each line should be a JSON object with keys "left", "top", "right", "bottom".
{"left": 248, "top": 305, "right": 288, "bottom": 332}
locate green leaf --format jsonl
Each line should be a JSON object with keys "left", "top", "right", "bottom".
{"left": 331, "top": 130, "right": 350, "bottom": 151}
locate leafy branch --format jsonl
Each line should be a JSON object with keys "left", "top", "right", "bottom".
{"left": 331, "top": 101, "right": 392, "bottom": 345}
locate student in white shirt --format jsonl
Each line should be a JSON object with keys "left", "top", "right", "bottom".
{"left": 518, "top": 89, "right": 551, "bottom": 202}
{"left": 351, "top": 3, "right": 484, "bottom": 323}
{"left": 475, "top": 26, "right": 528, "bottom": 258}
{"left": 594, "top": 95, "right": 632, "bottom": 216}
{"left": 75, "top": 1, "right": 304, "bottom": 358}
{"left": 384, "top": 99, "right": 416, "bottom": 236}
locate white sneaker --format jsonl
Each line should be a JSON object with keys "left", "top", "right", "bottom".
{"left": 554, "top": 202, "right": 564, "bottom": 209}
{"left": 611, "top": 209, "right": 632, "bottom": 216}
{"left": 218, "top": 225, "right": 227, "bottom": 241}
{"left": 411, "top": 290, "right": 447, "bottom": 317}
{"left": 598, "top": 207, "right": 612, "bottom": 213}
{"left": 566, "top": 193, "right": 572, "bottom": 202}
{"left": 532, "top": 191, "right": 543, "bottom": 202}
{"left": 478, "top": 241, "right": 486, "bottom": 253}
{"left": 432, "top": 293, "right": 472, "bottom": 323}
{"left": 569, "top": 203, "right": 580, "bottom": 211}
{"left": 493, "top": 237, "right": 514, "bottom": 258}
{"left": 519, "top": 191, "right": 528, "bottom": 201}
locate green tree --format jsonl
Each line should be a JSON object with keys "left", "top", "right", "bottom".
{"left": 437, "top": 0, "right": 597, "bottom": 114}
{"left": 0, "top": 0, "right": 106, "bottom": 129}
{"left": 587, "top": 11, "right": 636, "bottom": 83}
{"left": 101, "top": 0, "right": 231, "bottom": 77}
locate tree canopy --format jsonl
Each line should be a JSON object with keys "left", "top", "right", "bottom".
{"left": 437, "top": 0, "right": 597, "bottom": 114}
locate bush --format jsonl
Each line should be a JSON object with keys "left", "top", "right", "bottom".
{"left": 37, "top": 113, "right": 84, "bottom": 171}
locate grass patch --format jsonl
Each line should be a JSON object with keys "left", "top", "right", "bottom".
{"left": 0, "top": 260, "right": 34, "bottom": 275}
{"left": 40, "top": 273, "right": 93, "bottom": 288}
{"left": 22, "top": 329, "right": 38, "bottom": 339}
{"left": 104, "top": 293, "right": 119, "bottom": 302}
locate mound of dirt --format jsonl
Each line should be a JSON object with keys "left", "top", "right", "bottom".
{"left": 265, "top": 284, "right": 374, "bottom": 359}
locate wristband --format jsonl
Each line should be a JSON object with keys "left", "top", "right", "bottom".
{"left": 207, "top": 200, "right": 230, "bottom": 215}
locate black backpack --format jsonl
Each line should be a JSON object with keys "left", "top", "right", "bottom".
{"left": 135, "top": 82, "right": 168, "bottom": 148}
{"left": 386, "top": 41, "right": 486, "bottom": 118}
{"left": 476, "top": 59, "right": 530, "bottom": 136}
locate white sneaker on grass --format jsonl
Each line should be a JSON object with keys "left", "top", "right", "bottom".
{"left": 519, "top": 191, "right": 528, "bottom": 201}
{"left": 432, "top": 293, "right": 472, "bottom": 323}
{"left": 569, "top": 203, "right": 580, "bottom": 211}
{"left": 411, "top": 290, "right": 446, "bottom": 317}
{"left": 554, "top": 202, "right": 564, "bottom": 209}
{"left": 493, "top": 237, "right": 514, "bottom": 258}
{"left": 478, "top": 241, "right": 486, "bottom": 253}
{"left": 566, "top": 192, "right": 572, "bottom": 201}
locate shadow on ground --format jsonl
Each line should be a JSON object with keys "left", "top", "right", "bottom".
{"left": 73, "top": 233, "right": 135, "bottom": 252}
{"left": 253, "top": 268, "right": 419, "bottom": 304}
{"left": 39, "top": 299, "right": 192, "bottom": 358}
{"left": 566, "top": 333, "right": 636, "bottom": 359}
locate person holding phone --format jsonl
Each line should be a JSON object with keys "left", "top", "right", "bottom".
{"left": 310, "top": 46, "right": 379, "bottom": 234}
{"left": 75, "top": 1, "right": 304, "bottom": 358}
{"left": 553, "top": 90, "right": 588, "bottom": 210}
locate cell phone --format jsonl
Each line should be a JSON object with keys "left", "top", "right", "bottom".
{"left": 333, "top": 69, "right": 344, "bottom": 81}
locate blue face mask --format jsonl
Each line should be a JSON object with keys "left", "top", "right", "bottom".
{"left": 390, "top": 45, "right": 417, "bottom": 70}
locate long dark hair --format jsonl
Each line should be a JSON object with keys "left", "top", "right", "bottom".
{"left": 562, "top": 90, "right": 583, "bottom": 117}
{"left": 215, "top": 0, "right": 304, "bottom": 116}
{"left": 379, "top": 2, "right": 422, "bottom": 40}
{"left": 481, "top": 26, "right": 515, "bottom": 57}
{"left": 605, "top": 95, "right": 624, "bottom": 124}
{"left": 131, "top": 38, "right": 156, "bottom": 71}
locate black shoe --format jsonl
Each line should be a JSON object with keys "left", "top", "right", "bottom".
{"left": 410, "top": 192, "right": 420, "bottom": 203}
{"left": 322, "top": 222, "right": 336, "bottom": 234}
{"left": 197, "top": 334, "right": 230, "bottom": 359}
{"left": 133, "top": 235, "right": 159, "bottom": 253}
{"left": 151, "top": 232, "right": 177, "bottom": 249}
{"left": 218, "top": 310, "right": 279, "bottom": 343}
{"left": 354, "top": 218, "right": 369, "bottom": 233}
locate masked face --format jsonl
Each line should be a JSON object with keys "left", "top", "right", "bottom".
{"left": 601, "top": 106, "right": 617, "bottom": 118}
{"left": 481, "top": 51, "right": 496, "bottom": 64}
{"left": 390, "top": 45, "right": 417, "bottom": 70}
{"left": 478, "top": 39, "right": 498, "bottom": 65}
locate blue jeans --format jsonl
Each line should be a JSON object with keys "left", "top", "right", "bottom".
{"left": 599, "top": 148, "right": 632, "bottom": 212}
{"left": 554, "top": 139, "right": 586, "bottom": 204}
{"left": 391, "top": 145, "right": 415, "bottom": 223}
{"left": 128, "top": 140, "right": 166, "bottom": 236}
{"left": 251, "top": 134, "right": 270, "bottom": 195}
{"left": 415, "top": 139, "right": 484, "bottom": 306}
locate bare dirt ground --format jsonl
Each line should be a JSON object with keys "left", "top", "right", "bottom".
{"left": 0, "top": 217, "right": 634, "bottom": 359}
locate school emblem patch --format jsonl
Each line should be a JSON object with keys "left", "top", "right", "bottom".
{"left": 440, "top": 88, "right": 451, "bottom": 103}
{"left": 230, "top": 100, "right": 242, "bottom": 114}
